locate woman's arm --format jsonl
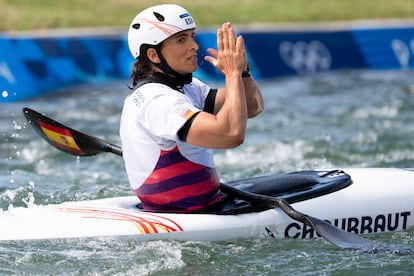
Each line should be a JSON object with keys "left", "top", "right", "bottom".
{"left": 185, "top": 23, "right": 248, "bottom": 149}
{"left": 214, "top": 76, "right": 264, "bottom": 118}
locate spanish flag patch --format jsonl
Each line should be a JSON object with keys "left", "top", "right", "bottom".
{"left": 182, "top": 109, "right": 195, "bottom": 120}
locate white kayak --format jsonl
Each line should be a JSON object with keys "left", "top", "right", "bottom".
{"left": 1, "top": 167, "right": 413, "bottom": 242}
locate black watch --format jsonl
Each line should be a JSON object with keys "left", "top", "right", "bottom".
{"left": 241, "top": 64, "right": 251, "bottom": 78}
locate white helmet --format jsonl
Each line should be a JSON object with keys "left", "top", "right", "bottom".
{"left": 128, "top": 4, "right": 197, "bottom": 59}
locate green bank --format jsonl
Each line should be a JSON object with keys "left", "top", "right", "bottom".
{"left": 1, "top": 0, "right": 414, "bottom": 31}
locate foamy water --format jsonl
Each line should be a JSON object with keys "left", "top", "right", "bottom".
{"left": 1, "top": 70, "right": 414, "bottom": 275}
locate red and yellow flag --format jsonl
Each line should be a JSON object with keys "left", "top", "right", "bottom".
{"left": 38, "top": 121, "right": 84, "bottom": 155}
{"left": 182, "top": 109, "right": 195, "bottom": 120}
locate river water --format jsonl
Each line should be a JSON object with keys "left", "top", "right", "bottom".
{"left": 1, "top": 70, "right": 414, "bottom": 275}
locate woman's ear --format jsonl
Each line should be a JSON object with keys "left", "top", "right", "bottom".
{"left": 146, "top": 48, "right": 161, "bottom": 63}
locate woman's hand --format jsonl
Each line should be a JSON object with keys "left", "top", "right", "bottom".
{"left": 204, "top": 22, "right": 246, "bottom": 76}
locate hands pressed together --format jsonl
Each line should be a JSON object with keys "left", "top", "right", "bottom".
{"left": 204, "top": 22, "right": 248, "bottom": 76}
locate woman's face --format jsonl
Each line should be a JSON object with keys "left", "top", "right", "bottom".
{"left": 160, "top": 29, "right": 199, "bottom": 74}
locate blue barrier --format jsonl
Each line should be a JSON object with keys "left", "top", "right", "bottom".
{"left": 240, "top": 30, "right": 366, "bottom": 77}
{"left": 352, "top": 27, "right": 414, "bottom": 69}
{"left": 1, "top": 24, "right": 414, "bottom": 102}
{"left": 0, "top": 35, "right": 132, "bottom": 102}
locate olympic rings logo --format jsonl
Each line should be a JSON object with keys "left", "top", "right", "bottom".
{"left": 279, "top": 40, "right": 332, "bottom": 74}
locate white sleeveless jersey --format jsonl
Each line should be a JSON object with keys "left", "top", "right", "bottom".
{"left": 120, "top": 77, "right": 215, "bottom": 190}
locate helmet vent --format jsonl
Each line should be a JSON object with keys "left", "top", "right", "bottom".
{"left": 153, "top": 12, "right": 165, "bottom": 22}
{"left": 132, "top": 23, "right": 140, "bottom": 29}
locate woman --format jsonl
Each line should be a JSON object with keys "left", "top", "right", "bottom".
{"left": 120, "top": 4, "right": 264, "bottom": 213}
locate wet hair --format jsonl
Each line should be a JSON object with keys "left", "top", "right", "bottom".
{"left": 130, "top": 58, "right": 151, "bottom": 88}
{"left": 129, "top": 45, "right": 154, "bottom": 88}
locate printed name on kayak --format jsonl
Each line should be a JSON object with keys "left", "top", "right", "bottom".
{"left": 264, "top": 211, "right": 411, "bottom": 239}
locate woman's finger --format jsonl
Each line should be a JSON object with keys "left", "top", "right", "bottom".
{"left": 227, "top": 25, "right": 236, "bottom": 51}
{"left": 236, "top": 35, "right": 244, "bottom": 56}
{"left": 221, "top": 23, "right": 229, "bottom": 51}
{"left": 217, "top": 28, "right": 223, "bottom": 52}
{"left": 206, "top": 48, "right": 218, "bottom": 58}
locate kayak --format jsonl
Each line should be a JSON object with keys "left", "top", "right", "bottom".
{"left": 1, "top": 167, "right": 413, "bottom": 242}
{"left": 13, "top": 107, "right": 414, "bottom": 253}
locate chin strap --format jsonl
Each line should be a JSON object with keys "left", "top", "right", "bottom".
{"left": 153, "top": 46, "right": 192, "bottom": 90}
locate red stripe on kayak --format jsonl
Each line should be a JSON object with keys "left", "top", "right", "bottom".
{"left": 57, "top": 207, "right": 184, "bottom": 234}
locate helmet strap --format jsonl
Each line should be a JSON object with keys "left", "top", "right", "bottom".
{"left": 153, "top": 46, "right": 192, "bottom": 85}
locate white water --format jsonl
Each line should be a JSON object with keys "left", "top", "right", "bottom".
{"left": 1, "top": 70, "right": 414, "bottom": 275}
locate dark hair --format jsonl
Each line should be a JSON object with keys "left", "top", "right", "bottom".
{"left": 129, "top": 45, "right": 154, "bottom": 88}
